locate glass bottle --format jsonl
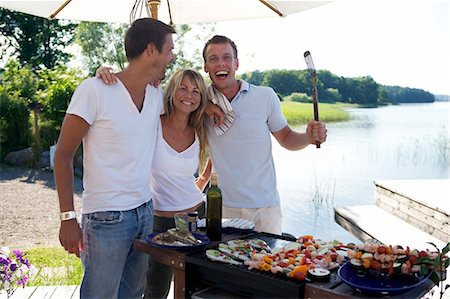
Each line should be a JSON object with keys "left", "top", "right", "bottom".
{"left": 188, "top": 211, "right": 198, "bottom": 233}
{"left": 206, "top": 173, "right": 222, "bottom": 241}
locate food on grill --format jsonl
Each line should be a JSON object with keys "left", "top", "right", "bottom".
{"left": 288, "top": 265, "right": 308, "bottom": 281}
{"left": 151, "top": 228, "right": 200, "bottom": 246}
{"left": 207, "top": 235, "right": 347, "bottom": 281}
{"left": 218, "top": 242, "right": 251, "bottom": 262}
{"left": 346, "top": 240, "right": 441, "bottom": 276}
{"left": 307, "top": 268, "right": 331, "bottom": 281}
{"left": 242, "top": 238, "right": 272, "bottom": 252}
{"left": 350, "top": 258, "right": 362, "bottom": 268}
{"left": 206, "top": 249, "right": 242, "bottom": 265}
{"left": 244, "top": 235, "right": 347, "bottom": 281}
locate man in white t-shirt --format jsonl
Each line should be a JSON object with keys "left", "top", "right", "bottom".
{"left": 203, "top": 35, "right": 328, "bottom": 235}
{"left": 54, "top": 18, "right": 175, "bottom": 299}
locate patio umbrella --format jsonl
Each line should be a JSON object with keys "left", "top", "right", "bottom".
{"left": 0, "top": 0, "right": 331, "bottom": 24}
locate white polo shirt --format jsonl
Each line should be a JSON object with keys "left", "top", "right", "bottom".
{"left": 67, "top": 77, "right": 163, "bottom": 214}
{"left": 206, "top": 80, "right": 287, "bottom": 208}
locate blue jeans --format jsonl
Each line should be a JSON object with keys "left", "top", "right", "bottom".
{"left": 80, "top": 201, "right": 153, "bottom": 299}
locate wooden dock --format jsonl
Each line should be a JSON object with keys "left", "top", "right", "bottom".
{"left": 335, "top": 205, "right": 445, "bottom": 250}
{"left": 335, "top": 179, "right": 449, "bottom": 246}
{"left": 375, "top": 179, "right": 449, "bottom": 242}
{"left": 1, "top": 281, "right": 175, "bottom": 298}
{"left": 0, "top": 285, "right": 79, "bottom": 299}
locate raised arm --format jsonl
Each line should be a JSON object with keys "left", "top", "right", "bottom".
{"left": 54, "top": 114, "right": 90, "bottom": 257}
{"left": 272, "top": 120, "right": 327, "bottom": 151}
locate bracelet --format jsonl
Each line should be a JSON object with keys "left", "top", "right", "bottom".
{"left": 60, "top": 211, "right": 77, "bottom": 221}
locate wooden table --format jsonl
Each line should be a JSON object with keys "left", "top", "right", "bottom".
{"left": 134, "top": 239, "right": 188, "bottom": 299}
{"left": 134, "top": 233, "right": 242, "bottom": 298}
{"left": 134, "top": 238, "right": 436, "bottom": 299}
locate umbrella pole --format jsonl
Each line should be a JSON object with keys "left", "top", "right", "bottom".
{"left": 147, "top": 0, "right": 161, "bottom": 19}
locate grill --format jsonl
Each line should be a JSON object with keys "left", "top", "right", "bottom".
{"left": 185, "top": 232, "right": 307, "bottom": 298}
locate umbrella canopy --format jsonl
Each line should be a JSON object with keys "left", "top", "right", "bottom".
{"left": 0, "top": 0, "right": 331, "bottom": 24}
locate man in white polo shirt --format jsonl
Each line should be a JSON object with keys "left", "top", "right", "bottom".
{"left": 54, "top": 18, "right": 175, "bottom": 299}
{"left": 203, "top": 35, "right": 328, "bottom": 235}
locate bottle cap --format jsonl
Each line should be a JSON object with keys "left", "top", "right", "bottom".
{"left": 211, "top": 173, "right": 219, "bottom": 184}
{"left": 188, "top": 211, "right": 198, "bottom": 217}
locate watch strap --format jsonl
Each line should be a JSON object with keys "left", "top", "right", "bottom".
{"left": 60, "top": 211, "right": 77, "bottom": 221}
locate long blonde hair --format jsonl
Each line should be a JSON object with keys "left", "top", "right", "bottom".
{"left": 163, "top": 69, "right": 209, "bottom": 166}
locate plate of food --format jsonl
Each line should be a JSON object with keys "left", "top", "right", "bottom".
{"left": 146, "top": 228, "right": 209, "bottom": 250}
{"left": 337, "top": 262, "right": 431, "bottom": 295}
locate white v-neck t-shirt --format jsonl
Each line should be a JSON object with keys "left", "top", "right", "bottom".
{"left": 66, "top": 77, "right": 164, "bottom": 214}
{"left": 150, "top": 118, "right": 204, "bottom": 211}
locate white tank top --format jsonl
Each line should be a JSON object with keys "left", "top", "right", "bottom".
{"left": 150, "top": 119, "right": 205, "bottom": 211}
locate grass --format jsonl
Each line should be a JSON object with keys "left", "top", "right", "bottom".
{"left": 25, "top": 247, "right": 82, "bottom": 286}
{"left": 281, "top": 101, "right": 352, "bottom": 126}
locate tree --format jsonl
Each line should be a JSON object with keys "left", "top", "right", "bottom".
{"left": 262, "top": 70, "right": 304, "bottom": 97}
{"left": 384, "top": 86, "right": 434, "bottom": 103}
{"left": 0, "top": 91, "right": 32, "bottom": 160}
{"left": 38, "top": 66, "right": 84, "bottom": 128}
{"left": 168, "top": 24, "right": 201, "bottom": 72}
{"left": 0, "top": 8, "right": 77, "bottom": 69}
{"left": 166, "top": 23, "right": 215, "bottom": 79}
{"left": 377, "top": 86, "right": 389, "bottom": 104}
{"left": 241, "top": 70, "right": 265, "bottom": 86}
{"left": 75, "top": 22, "right": 127, "bottom": 75}
{"left": 321, "top": 88, "right": 343, "bottom": 102}
{"left": 317, "top": 70, "right": 341, "bottom": 89}
{"left": 0, "top": 59, "right": 39, "bottom": 104}
{"left": 37, "top": 66, "right": 84, "bottom": 148}
{"left": 353, "top": 76, "right": 379, "bottom": 105}
{"left": 284, "top": 92, "right": 311, "bottom": 103}
{"left": 0, "top": 60, "right": 36, "bottom": 160}
{"left": 74, "top": 22, "right": 214, "bottom": 79}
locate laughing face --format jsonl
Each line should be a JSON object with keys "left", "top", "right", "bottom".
{"left": 204, "top": 42, "right": 239, "bottom": 97}
{"left": 154, "top": 34, "right": 175, "bottom": 80}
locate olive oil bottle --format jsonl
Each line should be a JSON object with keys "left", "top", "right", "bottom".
{"left": 206, "top": 173, "right": 222, "bottom": 241}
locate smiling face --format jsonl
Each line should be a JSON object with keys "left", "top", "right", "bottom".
{"left": 204, "top": 42, "right": 240, "bottom": 97}
{"left": 172, "top": 75, "right": 202, "bottom": 115}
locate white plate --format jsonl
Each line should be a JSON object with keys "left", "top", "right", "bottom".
{"left": 197, "top": 218, "right": 255, "bottom": 230}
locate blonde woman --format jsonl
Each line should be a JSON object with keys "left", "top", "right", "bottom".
{"left": 146, "top": 69, "right": 211, "bottom": 298}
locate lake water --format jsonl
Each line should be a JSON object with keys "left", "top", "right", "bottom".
{"left": 275, "top": 101, "right": 449, "bottom": 243}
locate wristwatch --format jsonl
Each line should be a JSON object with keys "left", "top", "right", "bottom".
{"left": 60, "top": 211, "right": 77, "bottom": 221}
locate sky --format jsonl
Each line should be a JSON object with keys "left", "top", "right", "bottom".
{"left": 205, "top": 0, "right": 450, "bottom": 95}
{"left": 2, "top": 1, "right": 447, "bottom": 95}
